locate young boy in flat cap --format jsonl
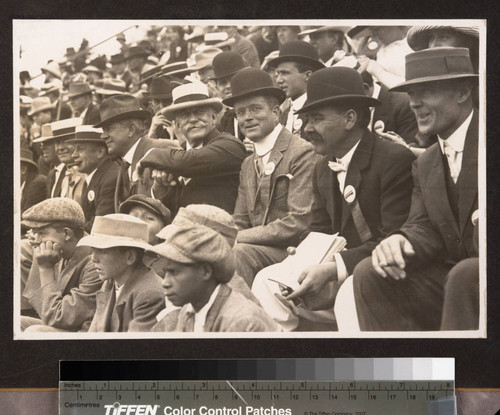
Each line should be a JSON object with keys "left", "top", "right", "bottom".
{"left": 20, "top": 198, "right": 102, "bottom": 332}
{"left": 79, "top": 214, "right": 165, "bottom": 332}
{"left": 146, "top": 220, "right": 277, "bottom": 332}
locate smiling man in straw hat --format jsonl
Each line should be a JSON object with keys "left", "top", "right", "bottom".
{"left": 20, "top": 198, "right": 102, "bottom": 332}
{"left": 95, "top": 94, "right": 179, "bottom": 213}
{"left": 352, "top": 47, "right": 480, "bottom": 331}
{"left": 251, "top": 66, "right": 415, "bottom": 331}
{"left": 137, "top": 81, "right": 246, "bottom": 216}
{"left": 79, "top": 214, "right": 165, "bottom": 332}
{"left": 223, "top": 67, "right": 320, "bottom": 287}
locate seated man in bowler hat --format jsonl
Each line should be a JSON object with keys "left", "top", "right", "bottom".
{"left": 79, "top": 214, "right": 165, "bottom": 332}
{"left": 252, "top": 67, "right": 415, "bottom": 331}
{"left": 95, "top": 94, "right": 179, "bottom": 213}
{"left": 268, "top": 40, "right": 325, "bottom": 136}
{"left": 223, "top": 67, "right": 320, "bottom": 286}
{"left": 352, "top": 47, "right": 480, "bottom": 331}
{"left": 145, "top": 220, "right": 277, "bottom": 332}
{"left": 67, "top": 125, "right": 120, "bottom": 232}
{"left": 136, "top": 82, "right": 247, "bottom": 216}
{"left": 20, "top": 198, "right": 102, "bottom": 332}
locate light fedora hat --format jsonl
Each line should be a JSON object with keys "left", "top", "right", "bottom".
{"left": 28, "top": 96, "right": 55, "bottom": 117}
{"left": 78, "top": 213, "right": 151, "bottom": 250}
{"left": 389, "top": 47, "right": 478, "bottom": 93}
{"left": 66, "top": 125, "right": 104, "bottom": 144}
{"left": 295, "top": 66, "right": 380, "bottom": 114}
{"left": 161, "top": 82, "right": 223, "bottom": 120}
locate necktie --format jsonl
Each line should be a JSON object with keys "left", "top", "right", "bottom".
{"left": 255, "top": 156, "right": 265, "bottom": 177}
{"left": 184, "top": 310, "right": 195, "bottom": 332}
{"left": 328, "top": 160, "right": 347, "bottom": 173}
{"left": 443, "top": 143, "right": 459, "bottom": 183}
{"left": 121, "top": 161, "right": 131, "bottom": 191}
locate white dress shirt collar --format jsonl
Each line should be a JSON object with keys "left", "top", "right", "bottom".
{"left": 185, "top": 284, "right": 221, "bottom": 332}
{"left": 85, "top": 168, "right": 98, "bottom": 185}
{"left": 438, "top": 110, "right": 473, "bottom": 154}
{"left": 123, "top": 137, "right": 142, "bottom": 166}
{"left": 253, "top": 124, "right": 283, "bottom": 157}
{"left": 292, "top": 93, "right": 307, "bottom": 112}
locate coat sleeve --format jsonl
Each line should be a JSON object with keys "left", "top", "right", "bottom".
{"left": 127, "top": 288, "right": 166, "bottom": 332}
{"left": 138, "top": 136, "right": 246, "bottom": 178}
{"left": 309, "top": 160, "right": 335, "bottom": 235}
{"left": 236, "top": 145, "right": 318, "bottom": 247}
{"left": 340, "top": 148, "right": 416, "bottom": 273}
{"left": 29, "top": 258, "right": 102, "bottom": 331}
{"left": 399, "top": 160, "right": 448, "bottom": 263}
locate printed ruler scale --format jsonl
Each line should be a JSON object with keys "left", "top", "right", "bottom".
{"left": 59, "top": 380, "right": 455, "bottom": 414}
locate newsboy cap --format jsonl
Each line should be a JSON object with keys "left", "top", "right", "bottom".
{"left": 119, "top": 194, "right": 172, "bottom": 226}
{"left": 147, "top": 224, "right": 236, "bottom": 283}
{"left": 21, "top": 197, "right": 85, "bottom": 229}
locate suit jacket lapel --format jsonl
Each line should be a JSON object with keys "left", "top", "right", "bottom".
{"left": 57, "top": 246, "right": 90, "bottom": 292}
{"left": 372, "top": 85, "right": 390, "bottom": 129}
{"left": 341, "top": 132, "right": 373, "bottom": 232}
{"left": 95, "top": 281, "right": 115, "bottom": 332}
{"left": 204, "top": 284, "right": 230, "bottom": 332}
{"left": 457, "top": 111, "right": 479, "bottom": 233}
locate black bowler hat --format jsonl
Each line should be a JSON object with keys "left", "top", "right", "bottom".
{"left": 94, "top": 94, "right": 152, "bottom": 128}
{"left": 389, "top": 47, "right": 478, "bottom": 92}
{"left": 268, "top": 40, "right": 325, "bottom": 71}
{"left": 125, "top": 46, "right": 149, "bottom": 60}
{"left": 144, "top": 75, "right": 184, "bottom": 100}
{"left": 222, "top": 68, "right": 286, "bottom": 107}
{"left": 295, "top": 67, "right": 381, "bottom": 114}
{"left": 208, "top": 51, "right": 248, "bottom": 80}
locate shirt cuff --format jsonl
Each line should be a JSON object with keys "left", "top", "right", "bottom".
{"left": 333, "top": 253, "right": 348, "bottom": 284}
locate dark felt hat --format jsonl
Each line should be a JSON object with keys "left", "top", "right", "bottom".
{"left": 208, "top": 51, "right": 248, "bottom": 80}
{"left": 268, "top": 40, "right": 325, "bottom": 71}
{"left": 94, "top": 94, "right": 152, "bottom": 128}
{"left": 144, "top": 75, "right": 183, "bottom": 100}
{"left": 119, "top": 194, "right": 172, "bottom": 226}
{"left": 125, "top": 46, "right": 149, "bottom": 60}
{"left": 389, "top": 47, "right": 478, "bottom": 92}
{"left": 295, "top": 67, "right": 381, "bottom": 114}
{"left": 110, "top": 53, "right": 126, "bottom": 64}
{"left": 20, "top": 148, "right": 38, "bottom": 169}
{"left": 222, "top": 67, "right": 287, "bottom": 107}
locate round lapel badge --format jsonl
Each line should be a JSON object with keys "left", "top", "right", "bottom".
{"left": 87, "top": 190, "right": 95, "bottom": 202}
{"left": 344, "top": 185, "right": 356, "bottom": 204}
{"left": 471, "top": 209, "right": 479, "bottom": 225}
{"left": 264, "top": 162, "right": 275, "bottom": 176}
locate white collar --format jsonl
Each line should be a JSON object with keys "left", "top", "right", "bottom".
{"left": 253, "top": 124, "right": 283, "bottom": 157}
{"left": 185, "top": 141, "right": 203, "bottom": 151}
{"left": 322, "top": 55, "right": 335, "bottom": 67}
{"left": 338, "top": 139, "right": 361, "bottom": 166}
{"left": 186, "top": 284, "right": 221, "bottom": 331}
{"left": 123, "top": 137, "right": 142, "bottom": 165}
{"left": 372, "top": 83, "right": 382, "bottom": 100}
{"left": 438, "top": 110, "right": 473, "bottom": 154}
{"left": 55, "top": 163, "right": 65, "bottom": 173}
{"left": 85, "top": 168, "right": 98, "bottom": 185}
{"left": 291, "top": 93, "right": 307, "bottom": 111}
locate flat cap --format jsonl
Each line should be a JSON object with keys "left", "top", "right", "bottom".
{"left": 21, "top": 197, "right": 85, "bottom": 229}
{"left": 119, "top": 194, "right": 172, "bottom": 226}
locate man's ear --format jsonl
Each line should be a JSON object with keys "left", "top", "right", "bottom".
{"left": 200, "top": 263, "right": 213, "bottom": 281}
{"left": 63, "top": 227, "right": 74, "bottom": 242}
{"left": 303, "top": 69, "right": 313, "bottom": 82}
{"left": 456, "top": 81, "right": 473, "bottom": 104}
{"left": 124, "top": 248, "right": 139, "bottom": 266}
{"left": 344, "top": 109, "right": 358, "bottom": 131}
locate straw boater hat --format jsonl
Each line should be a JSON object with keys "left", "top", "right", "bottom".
{"left": 48, "top": 118, "right": 83, "bottom": 140}
{"left": 66, "top": 125, "right": 105, "bottom": 145}
{"left": 268, "top": 40, "right": 325, "bottom": 71}
{"left": 32, "top": 123, "right": 54, "bottom": 144}
{"left": 28, "top": 97, "right": 55, "bottom": 117}
{"left": 299, "top": 26, "right": 350, "bottom": 38}
{"left": 295, "top": 67, "right": 381, "bottom": 114}
{"left": 222, "top": 67, "right": 287, "bottom": 107}
{"left": 78, "top": 213, "right": 151, "bottom": 250}
{"left": 406, "top": 25, "right": 480, "bottom": 51}
{"left": 161, "top": 82, "right": 223, "bottom": 121}
{"left": 94, "top": 94, "right": 152, "bottom": 128}
{"left": 389, "top": 47, "right": 478, "bottom": 93}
